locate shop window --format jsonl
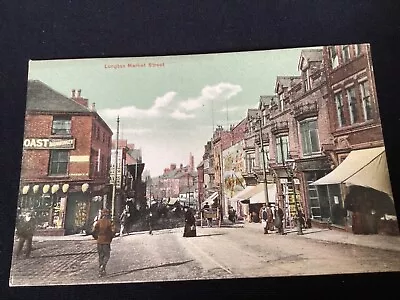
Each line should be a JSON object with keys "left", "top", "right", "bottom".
{"left": 360, "top": 81, "right": 373, "bottom": 121}
{"left": 299, "top": 118, "right": 320, "bottom": 156}
{"left": 49, "top": 150, "right": 69, "bottom": 175}
{"left": 346, "top": 87, "right": 358, "bottom": 124}
{"left": 335, "top": 92, "right": 345, "bottom": 127}
{"left": 342, "top": 45, "right": 350, "bottom": 63}
{"left": 52, "top": 116, "right": 71, "bottom": 135}
{"left": 276, "top": 135, "right": 289, "bottom": 164}
{"left": 329, "top": 46, "right": 339, "bottom": 68}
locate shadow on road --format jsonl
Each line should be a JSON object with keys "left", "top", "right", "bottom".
{"left": 105, "top": 259, "right": 195, "bottom": 278}
{"left": 193, "top": 233, "right": 225, "bottom": 238}
{"left": 285, "top": 229, "right": 330, "bottom": 235}
{"left": 31, "top": 251, "right": 97, "bottom": 259}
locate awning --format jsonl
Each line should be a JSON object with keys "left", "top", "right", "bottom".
{"left": 201, "top": 192, "right": 218, "bottom": 206}
{"left": 250, "top": 183, "right": 277, "bottom": 204}
{"left": 311, "top": 147, "right": 393, "bottom": 200}
{"left": 231, "top": 185, "right": 257, "bottom": 201}
{"left": 167, "top": 198, "right": 179, "bottom": 205}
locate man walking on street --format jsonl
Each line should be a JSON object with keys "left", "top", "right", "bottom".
{"left": 259, "top": 204, "right": 269, "bottom": 234}
{"left": 15, "top": 211, "right": 36, "bottom": 259}
{"left": 274, "top": 204, "right": 286, "bottom": 235}
{"left": 93, "top": 208, "right": 114, "bottom": 277}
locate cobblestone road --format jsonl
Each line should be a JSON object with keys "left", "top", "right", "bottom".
{"left": 8, "top": 224, "right": 400, "bottom": 286}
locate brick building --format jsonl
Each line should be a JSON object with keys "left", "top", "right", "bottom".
{"left": 19, "top": 81, "right": 113, "bottom": 235}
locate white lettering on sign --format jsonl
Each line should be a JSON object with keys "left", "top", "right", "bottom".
{"left": 23, "top": 138, "right": 75, "bottom": 150}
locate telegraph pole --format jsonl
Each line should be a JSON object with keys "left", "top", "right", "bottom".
{"left": 111, "top": 116, "right": 120, "bottom": 221}
{"left": 258, "top": 115, "right": 269, "bottom": 206}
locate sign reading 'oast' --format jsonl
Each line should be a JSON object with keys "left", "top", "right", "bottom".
{"left": 23, "top": 138, "right": 76, "bottom": 150}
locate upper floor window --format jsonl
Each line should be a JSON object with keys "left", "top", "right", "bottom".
{"left": 276, "top": 135, "right": 289, "bottom": 164}
{"left": 279, "top": 93, "right": 284, "bottom": 111}
{"left": 354, "top": 44, "right": 361, "bottom": 57}
{"left": 342, "top": 45, "right": 350, "bottom": 63}
{"left": 329, "top": 46, "right": 339, "bottom": 69}
{"left": 52, "top": 116, "right": 71, "bottom": 135}
{"left": 258, "top": 145, "right": 269, "bottom": 168}
{"left": 360, "top": 81, "right": 373, "bottom": 121}
{"left": 263, "top": 109, "right": 267, "bottom": 126}
{"left": 246, "top": 151, "right": 256, "bottom": 173}
{"left": 299, "top": 119, "right": 320, "bottom": 156}
{"left": 346, "top": 87, "right": 358, "bottom": 124}
{"left": 335, "top": 92, "right": 345, "bottom": 127}
{"left": 49, "top": 150, "right": 68, "bottom": 175}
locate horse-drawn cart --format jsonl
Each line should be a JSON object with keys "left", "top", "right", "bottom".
{"left": 200, "top": 207, "right": 222, "bottom": 227}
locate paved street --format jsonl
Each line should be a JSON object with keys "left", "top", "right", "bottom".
{"left": 9, "top": 223, "right": 400, "bottom": 286}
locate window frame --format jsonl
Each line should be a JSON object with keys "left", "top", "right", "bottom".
{"left": 346, "top": 86, "right": 358, "bottom": 125}
{"left": 334, "top": 92, "right": 345, "bottom": 127}
{"left": 51, "top": 116, "right": 72, "bottom": 135}
{"left": 49, "top": 150, "right": 69, "bottom": 176}
{"left": 360, "top": 81, "right": 373, "bottom": 121}
{"left": 276, "top": 135, "right": 289, "bottom": 164}
{"left": 354, "top": 44, "right": 361, "bottom": 57}
{"left": 342, "top": 45, "right": 350, "bottom": 63}
{"left": 299, "top": 118, "right": 320, "bottom": 156}
{"left": 329, "top": 46, "right": 339, "bottom": 69}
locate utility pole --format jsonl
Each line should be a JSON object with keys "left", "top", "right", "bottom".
{"left": 111, "top": 116, "right": 120, "bottom": 221}
{"left": 258, "top": 115, "right": 269, "bottom": 206}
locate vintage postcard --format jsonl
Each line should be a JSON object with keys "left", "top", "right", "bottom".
{"left": 10, "top": 44, "right": 399, "bottom": 286}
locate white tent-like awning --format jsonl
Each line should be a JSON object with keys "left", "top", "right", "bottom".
{"left": 250, "top": 183, "right": 277, "bottom": 204}
{"left": 231, "top": 185, "right": 257, "bottom": 201}
{"left": 201, "top": 191, "right": 219, "bottom": 207}
{"left": 311, "top": 146, "right": 393, "bottom": 200}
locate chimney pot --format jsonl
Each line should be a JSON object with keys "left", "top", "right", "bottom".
{"left": 72, "top": 89, "right": 75, "bottom": 97}
{"left": 78, "top": 89, "right": 82, "bottom": 97}
{"left": 91, "top": 102, "right": 96, "bottom": 111}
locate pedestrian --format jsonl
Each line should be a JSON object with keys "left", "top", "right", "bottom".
{"left": 274, "top": 204, "right": 285, "bottom": 235}
{"left": 119, "top": 207, "right": 130, "bottom": 237}
{"left": 147, "top": 211, "right": 153, "bottom": 235}
{"left": 15, "top": 211, "right": 36, "bottom": 259}
{"left": 203, "top": 202, "right": 212, "bottom": 227}
{"left": 92, "top": 208, "right": 115, "bottom": 277}
{"left": 183, "top": 207, "right": 196, "bottom": 237}
{"left": 259, "top": 204, "right": 269, "bottom": 234}
{"left": 266, "top": 204, "right": 274, "bottom": 231}
{"left": 298, "top": 209, "right": 305, "bottom": 229}
{"left": 228, "top": 206, "right": 236, "bottom": 223}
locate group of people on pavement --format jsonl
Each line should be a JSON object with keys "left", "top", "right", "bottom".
{"left": 259, "top": 203, "right": 287, "bottom": 235}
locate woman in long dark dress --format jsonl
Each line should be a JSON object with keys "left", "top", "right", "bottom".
{"left": 183, "top": 208, "right": 196, "bottom": 237}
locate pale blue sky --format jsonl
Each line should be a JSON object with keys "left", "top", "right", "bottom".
{"left": 28, "top": 46, "right": 321, "bottom": 177}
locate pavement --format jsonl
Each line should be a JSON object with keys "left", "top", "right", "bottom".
{"left": 25, "top": 220, "right": 400, "bottom": 252}
{"left": 244, "top": 221, "right": 400, "bottom": 252}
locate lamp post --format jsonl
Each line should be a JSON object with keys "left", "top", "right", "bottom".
{"left": 253, "top": 114, "right": 269, "bottom": 206}
{"left": 111, "top": 116, "right": 120, "bottom": 222}
{"left": 284, "top": 157, "right": 303, "bottom": 235}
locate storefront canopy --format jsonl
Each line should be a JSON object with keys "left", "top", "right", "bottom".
{"left": 311, "top": 147, "right": 393, "bottom": 200}
{"left": 231, "top": 185, "right": 256, "bottom": 201}
{"left": 250, "top": 183, "right": 277, "bottom": 204}
{"left": 201, "top": 192, "right": 218, "bottom": 207}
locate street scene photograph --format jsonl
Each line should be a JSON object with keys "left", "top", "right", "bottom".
{"left": 9, "top": 44, "right": 400, "bottom": 286}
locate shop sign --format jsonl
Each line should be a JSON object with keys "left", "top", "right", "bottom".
{"left": 23, "top": 138, "right": 75, "bottom": 150}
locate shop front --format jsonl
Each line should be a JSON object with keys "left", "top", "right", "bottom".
{"left": 18, "top": 182, "right": 109, "bottom": 236}
{"left": 311, "top": 147, "right": 396, "bottom": 234}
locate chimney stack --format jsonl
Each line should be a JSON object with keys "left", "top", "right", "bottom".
{"left": 71, "top": 88, "right": 89, "bottom": 107}
{"left": 91, "top": 102, "right": 96, "bottom": 111}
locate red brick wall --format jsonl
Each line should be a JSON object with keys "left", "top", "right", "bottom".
{"left": 21, "top": 113, "right": 112, "bottom": 183}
